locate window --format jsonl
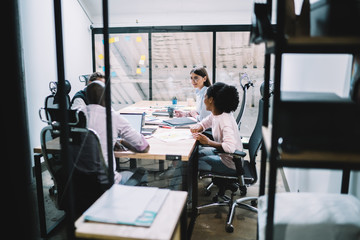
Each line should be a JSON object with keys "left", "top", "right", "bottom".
{"left": 216, "top": 32, "right": 265, "bottom": 107}
{"left": 152, "top": 32, "right": 212, "bottom": 101}
{"left": 93, "top": 26, "right": 265, "bottom": 111}
{"left": 94, "top": 33, "right": 149, "bottom": 110}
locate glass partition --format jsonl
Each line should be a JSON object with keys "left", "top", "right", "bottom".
{"left": 93, "top": 28, "right": 265, "bottom": 115}
{"left": 94, "top": 33, "right": 149, "bottom": 110}
{"left": 152, "top": 32, "right": 213, "bottom": 101}
{"left": 216, "top": 32, "right": 265, "bottom": 103}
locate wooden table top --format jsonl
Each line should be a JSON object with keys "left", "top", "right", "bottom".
{"left": 75, "top": 190, "right": 187, "bottom": 240}
{"left": 34, "top": 101, "right": 197, "bottom": 161}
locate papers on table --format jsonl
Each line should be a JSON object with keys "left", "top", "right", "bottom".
{"left": 84, "top": 185, "right": 169, "bottom": 227}
{"left": 153, "top": 130, "right": 193, "bottom": 142}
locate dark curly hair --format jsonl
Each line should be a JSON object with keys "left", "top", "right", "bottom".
{"left": 206, "top": 82, "right": 239, "bottom": 113}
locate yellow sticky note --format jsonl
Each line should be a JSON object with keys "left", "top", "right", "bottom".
{"left": 98, "top": 54, "right": 104, "bottom": 60}
{"left": 136, "top": 68, "right": 142, "bottom": 74}
{"left": 136, "top": 36, "right": 142, "bottom": 42}
{"left": 140, "top": 55, "right": 146, "bottom": 60}
{"left": 109, "top": 37, "right": 115, "bottom": 43}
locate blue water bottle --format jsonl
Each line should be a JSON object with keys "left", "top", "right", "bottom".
{"left": 172, "top": 96, "right": 177, "bottom": 105}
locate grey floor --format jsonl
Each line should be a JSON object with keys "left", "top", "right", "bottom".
{"left": 33, "top": 101, "right": 286, "bottom": 240}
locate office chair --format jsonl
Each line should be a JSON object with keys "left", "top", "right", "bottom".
{"left": 236, "top": 73, "right": 254, "bottom": 130}
{"left": 197, "top": 97, "right": 264, "bottom": 233}
{"left": 39, "top": 80, "right": 72, "bottom": 123}
{"left": 40, "top": 109, "right": 147, "bottom": 216}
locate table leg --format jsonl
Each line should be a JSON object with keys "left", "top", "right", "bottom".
{"left": 34, "top": 153, "right": 47, "bottom": 237}
{"left": 34, "top": 153, "right": 65, "bottom": 237}
{"left": 180, "top": 201, "right": 187, "bottom": 240}
{"left": 130, "top": 158, "right": 137, "bottom": 169}
{"left": 187, "top": 142, "right": 199, "bottom": 240}
{"left": 341, "top": 168, "right": 350, "bottom": 194}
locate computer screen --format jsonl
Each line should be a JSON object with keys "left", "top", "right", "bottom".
{"left": 119, "top": 113, "right": 144, "bottom": 133}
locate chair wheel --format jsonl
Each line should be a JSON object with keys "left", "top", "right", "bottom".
{"left": 251, "top": 200, "right": 257, "bottom": 206}
{"left": 225, "top": 224, "right": 234, "bottom": 233}
{"left": 239, "top": 185, "right": 247, "bottom": 196}
{"left": 49, "top": 185, "right": 56, "bottom": 196}
{"left": 203, "top": 189, "right": 211, "bottom": 196}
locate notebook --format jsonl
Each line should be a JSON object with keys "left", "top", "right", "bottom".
{"left": 120, "top": 112, "right": 156, "bottom": 136}
{"left": 84, "top": 185, "right": 170, "bottom": 227}
{"left": 163, "top": 117, "right": 197, "bottom": 126}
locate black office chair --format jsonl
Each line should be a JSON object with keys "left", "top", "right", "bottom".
{"left": 40, "top": 109, "right": 147, "bottom": 216}
{"left": 39, "top": 80, "right": 72, "bottom": 124}
{"left": 197, "top": 97, "right": 264, "bottom": 233}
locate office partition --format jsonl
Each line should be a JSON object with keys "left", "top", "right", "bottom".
{"left": 92, "top": 26, "right": 265, "bottom": 110}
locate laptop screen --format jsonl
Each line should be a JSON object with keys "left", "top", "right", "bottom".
{"left": 119, "top": 112, "right": 144, "bottom": 133}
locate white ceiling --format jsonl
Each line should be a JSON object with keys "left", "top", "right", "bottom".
{"left": 77, "top": 0, "right": 254, "bottom": 27}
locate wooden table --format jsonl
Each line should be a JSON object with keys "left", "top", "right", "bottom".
{"left": 75, "top": 190, "right": 188, "bottom": 240}
{"left": 33, "top": 128, "right": 196, "bottom": 161}
{"left": 33, "top": 101, "right": 199, "bottom": 239}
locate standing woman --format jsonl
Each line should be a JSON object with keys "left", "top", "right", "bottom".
{"left": 175, "top": 66, "right": 211, "bottom": 121}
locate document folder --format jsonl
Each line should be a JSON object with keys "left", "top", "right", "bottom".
{"left": 163, "top": 117, "right": 197, "bottom": 126}
{"left": 84, "top": 185, "right": 169, "bottom": 227}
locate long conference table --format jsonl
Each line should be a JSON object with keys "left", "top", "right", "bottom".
{"left": 33, "top": 100, "right": 200, "bottom": 239}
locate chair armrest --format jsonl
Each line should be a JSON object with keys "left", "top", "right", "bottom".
{"left": 233, "top": 150, "right": 246, "bottom": 158}
{"left": 241, "top": 136, "right": 250, "bottom": 149}
{"left": 213, "top": 149, "right": 247, "bottom": 158}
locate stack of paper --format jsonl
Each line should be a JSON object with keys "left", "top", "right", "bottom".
{"left": 84, "top": 185, "right": 169, "bottom": 227}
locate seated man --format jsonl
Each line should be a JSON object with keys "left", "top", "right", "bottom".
{"left": 71, "top": 72, "right": 105, "bottom": 112}
{"left": 85, "top": 80, "right": 150, "bottom": 184}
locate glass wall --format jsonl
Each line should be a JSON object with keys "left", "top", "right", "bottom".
{"left": 152, "top": 32, "right": 213, "bottom": 101}
{"left": 216, "top": 32, "right": 265, "bottom": 106}
{"left": 94, "top": 33, "right": 149, "bottom": 110}
{"left": 93, "top": 27, "right": 265, "bottom": 115}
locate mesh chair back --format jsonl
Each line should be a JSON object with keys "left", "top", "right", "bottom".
{"left": 236, "top": 87, "right": 247, "bottom": 129}
{"left": 44, "top": 94, "right": 71, "bottom": 122}
{"left": 248, "top": 98, "right": 264, "bottom": 164}
{"left": 40, "top": 110, "right": 109, "bottom": 215}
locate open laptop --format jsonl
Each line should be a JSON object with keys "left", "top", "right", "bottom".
{"left": 120, "top": 112, "right": 156, "bottom": 136}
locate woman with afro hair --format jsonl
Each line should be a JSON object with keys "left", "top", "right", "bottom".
{"left": 190, "top": 82, "right": 242, "bottom": 175}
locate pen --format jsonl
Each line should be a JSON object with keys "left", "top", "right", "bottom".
{"left": 159, "top": 125, "right": 172, "bottom": 129}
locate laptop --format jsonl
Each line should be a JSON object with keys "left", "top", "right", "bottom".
{"left": 120, "top": 112, "right": 156, "bottom": 136}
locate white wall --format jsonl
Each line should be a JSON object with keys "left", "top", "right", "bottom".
{"left": 281, "top": 54, "right": 353, "bottom": 97}
{"left": 280, "top": 54, "right": 360, "bottom": 198}
{"left": 19, "top": 0, "right": 93, "bottom": 160}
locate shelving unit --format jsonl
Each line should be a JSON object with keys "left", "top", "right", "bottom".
{"left": 256, "top": 0, "right": 360, "bottom": 239}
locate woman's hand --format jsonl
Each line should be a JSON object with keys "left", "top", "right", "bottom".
{"left": 190, "top": 124, "right": 203, "bottom": 133}
{"left": 192, "top": 132, "right": 210, "bottom": 145}
{"left": 174, "top": 110, "right": 188, "bottom": 117}
{"left": 188, "top": 110, "right": 198, "bottom": 118}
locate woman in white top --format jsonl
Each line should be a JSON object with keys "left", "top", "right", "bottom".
{"left": 190, "top": 82, "right": 242, "bottom": 175}
{"left": 175, "top": 67, "right": 211, "bottom": 122}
